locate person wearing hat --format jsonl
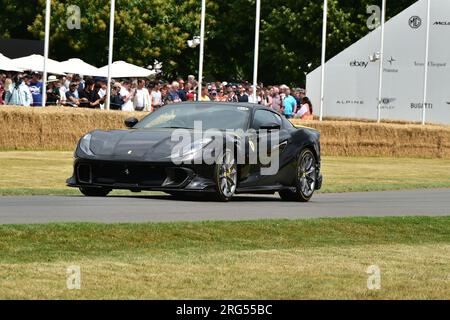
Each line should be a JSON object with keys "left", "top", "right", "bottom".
{"left": 45, "top": 75, "right": 61, "bottom": 106}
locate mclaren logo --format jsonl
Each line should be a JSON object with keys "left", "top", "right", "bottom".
{"left": 434, "top": 21, "right": 450, "bottom": 26}
{"left": 128, "top": 150, "right": 133, "bottom": 154}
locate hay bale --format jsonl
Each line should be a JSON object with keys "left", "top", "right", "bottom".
{"left": 1, "top": 106, "right": 449, "bottom": 158}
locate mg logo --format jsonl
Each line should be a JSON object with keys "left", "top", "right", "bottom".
{"left": 409, "top": 16, "right": 422, "bottom": 29}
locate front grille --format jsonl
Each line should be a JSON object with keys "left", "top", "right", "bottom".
{"left": 92, "top": 162, "right": 167, "bottom": 186}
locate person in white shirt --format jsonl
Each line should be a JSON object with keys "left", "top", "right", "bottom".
{"left": 150, "top": 83, "right": 162, "bottom": 110}
{"left": 97, "top": 79, "right": 107, "bottom": 110}
{"left": 133, "top": 79, "right": 152, "bottom": 112}
{"left": 119, "top": 80, "right": 135, "bottom": 111}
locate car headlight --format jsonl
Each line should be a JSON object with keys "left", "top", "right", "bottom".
{"left": 170, "top": 138, "right": 213, "bottom": 162}
{"left": 79, "top": 133, "right": 94, "bottom": 156}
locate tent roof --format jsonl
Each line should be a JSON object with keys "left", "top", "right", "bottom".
{"left": 59, "top": 58, "right": 101, "bottom": 76}
{"left": 0, "top": 54, "right": 23, "bottom": 72}
{"left": 98, "top": 61, "right": 155, "bottom": 78}
{"left": 12, "top": 54, "right": 65, "bottom": 75}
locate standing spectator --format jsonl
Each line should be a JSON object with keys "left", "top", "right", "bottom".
{"left": 64, "top": 74, "right": 73, "bottom": 90}
{"left": 177, "top": 79, "right": 187, "bottom": 101}
{"left": 65, "top": 82, "right": 80, "bottom": 107}
{"left": 282, "top": 88, "right": 297, "bottom": 119}
{"left": 200, "top": 86, "right": 210, "bottom": 101}
{"left": 0, "top": 73, "right": 6, "bottom": 104}
{"left": 134, "top": 79, "right": 152, "bottom": 112}
{"left": 185, "top": 83, "right": 196, "bottom": 101}
{"left": 150, "top": 83, "right": 162, "bottom": 110}
{"left": 248, "top": 87, "right": 261, "bottom": 104}
{"left": 270, "top": 87, "right": 282, "bottom": 112}
{"left": 237, "top": 85, "right": 249, "bottom": 103}
{"left": 45, "top": 76, "right": 60, "bottom": 106}
{"left": 120, "top": 80, "right": 135, "bottom": 111}
{"left": 261, "top": 88, "right": 271, "bottom": 107}
{"left": 110, "top": 83, "right": 124, "bottom": 110}
{"left": 96, "top": 79, "right": 107, "bottom": 108}
{"left": 227, "top": 85, "right": 238, "bottom": 102}
{"left": 296, "top": 97, "right": 314, "bottom": 120}
{"left": 2, "top": 78, "right": 13, "bottom": 103}
{"left": 168, "top": 81, "right": 182, "bottom": 103}
{"left": 79, "top": 78, "right": 104, "bottom": 108}
{"left": 216, "top": 89, "right": 227, "bottom": 102}
{"left": 187, "top": 75, "right": 195, "bottom": 86}
{"left": 58, "top": 78, "right": 67, "bottom": 106}
{"left": 5, "top": 75, "right": 32, "bottom": 106}
{"left": 161, "top": 84, "right": 171, "bottom": 105}
{"left": 28, "top": 72, "right": 43, "bottom": 107}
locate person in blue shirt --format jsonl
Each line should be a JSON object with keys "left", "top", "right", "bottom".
{"left": 282, "top": 89, "right": 297, "bottom": 119}
{"left": 28, "top": 72, "right": 43, "bottom": 107}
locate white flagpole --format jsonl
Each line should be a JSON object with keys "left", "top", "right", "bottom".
{"left": 422, "top": 0, "right": 431, "bottom": 125}
{"left": 42, "top": 0, "right": 51, "bottom": 107}
{"left": 197, "top": 0, "right": 206, "bottom": 101}
{"left": 319, "top": 0, "right": 328, "bottom": 121}
{"left": 252, "top": 0, "right": 261, "bottom": 103}
{"left": 106, "top": 0, "right": 116, "bottom": 111}
{"left": 377, "top": 0, "right": 386, "bottom": 123}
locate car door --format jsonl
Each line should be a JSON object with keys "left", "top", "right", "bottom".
{"left": 248, "top": 109, "right": 292, "bottom": 186}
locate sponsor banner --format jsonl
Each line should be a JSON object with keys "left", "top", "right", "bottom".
{"left": 306, "top": 0, "right": 450, "bottom": 124}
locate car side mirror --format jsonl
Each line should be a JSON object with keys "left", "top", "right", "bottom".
{"left": 124, "top": 117, "right": 139, "bottom": 128}
{"left": 259, "top": 122, "right": 281, "bottom": 131}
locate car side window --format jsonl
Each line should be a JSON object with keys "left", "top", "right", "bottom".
{"left": 252, "top": 110, "right": 282, "bottom": 130}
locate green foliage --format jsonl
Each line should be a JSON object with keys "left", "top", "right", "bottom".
{"left": 0, "top": 0, "right": 416, "bottom": 84}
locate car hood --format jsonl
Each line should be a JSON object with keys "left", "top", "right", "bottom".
{"left": 86, "top": 129, "right": 188, "bottom": 162}
{"left": 86, "top": 128, "right": 239, "bottom": 162}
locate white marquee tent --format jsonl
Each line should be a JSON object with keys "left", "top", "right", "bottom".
{"left": 0, "top": 54, "right": 23, "bottom": 72}
{"left": 12, "top": 54, "right": 66, "bottom": 75}
{"left": 59, "top": 58, "right": 101, "bottom": 76}
{"left": 98, "top": 61, "right": 155, "bottom": 78}
{"left": 306, "top": 0, "right": 450, "bottom": 125}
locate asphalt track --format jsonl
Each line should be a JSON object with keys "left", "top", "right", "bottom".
{"left": 0, "top": 189, "right": 449, "bottom": 224}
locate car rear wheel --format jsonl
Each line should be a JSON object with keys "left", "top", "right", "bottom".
{"left": 79, "top": 187, "right": 111, "bottom": 197}
{"left": 212, "top": 150, "right": 237, "bottom": 202}
{"left": 279, "top": 149, "right": 317, "bottom": 202}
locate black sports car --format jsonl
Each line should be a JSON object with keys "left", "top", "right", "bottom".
{"left": 67, "top": 102, "right": 323, "bottom": 201}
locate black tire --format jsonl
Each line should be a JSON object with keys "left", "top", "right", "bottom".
{"left": 79, "top": 187, "right": 111, "bottom": 197}
{"left": 212, "top": 149, "right": 237, "bottom": 202}
{"left": 279, "top": 149, "right": 317, "bottom": 202}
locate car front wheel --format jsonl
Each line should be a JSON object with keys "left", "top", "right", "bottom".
{"left": 279, "top": 149, "right": 317, "bottom": 202}
{"left": 213, "top": 150, "right": 237, "bottom": 202}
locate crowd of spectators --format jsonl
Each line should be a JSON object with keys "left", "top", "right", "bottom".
{"left": 0, "top": 71, "right": 314, "bottom": 120}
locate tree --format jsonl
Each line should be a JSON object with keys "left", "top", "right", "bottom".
{"left": 0, "top": 0, "right": 417, "bottom": 84}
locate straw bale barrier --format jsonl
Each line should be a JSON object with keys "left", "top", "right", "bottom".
{"left": 1, "top": 106, "right": 449, "bottom": 158}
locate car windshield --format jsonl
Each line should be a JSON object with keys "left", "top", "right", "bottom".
{"left": 134, "top": 103, "right": 251, "bottom": 130}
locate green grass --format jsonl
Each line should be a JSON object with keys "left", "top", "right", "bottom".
{"left": 0, "top": 217, "right": 449, "bottom": 299}
{"left": 0, "top": 151, "right": 449, "bottom": 196}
